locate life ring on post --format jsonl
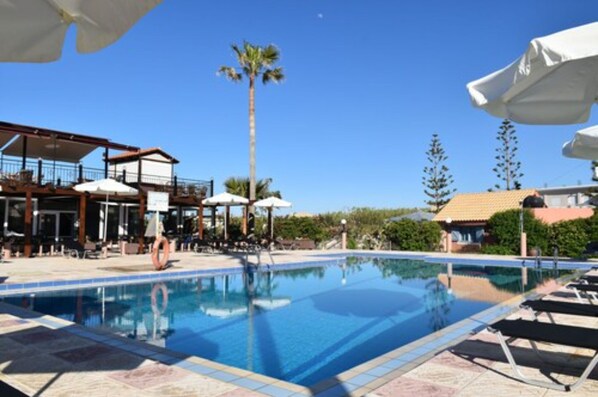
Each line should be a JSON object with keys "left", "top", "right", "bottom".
{"left": 151, "top": 283, "right": 168, "bottom": 315}
{"left": 151, "top": 236, "right": 170, "bottom": 271}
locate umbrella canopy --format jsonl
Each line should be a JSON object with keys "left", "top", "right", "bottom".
{"left": 563, "top": 125, "right": 598, "bottom": 160}
{"left": 74, "top": 178, "right": 138, "bottom": 242}
{"left": 254, "top": 197, "right": 292, "bottom": 241}
{"left": 0, "top": 0, "right": 162, "bottom": 63}
{"left": 73, "top": 178, "right": 138, "bottom": 196}
{"left": 202, "top": 193, "right": 248, "bottom": 240}
{"left": 254, "top": 197, "right": 292, "bottom": 208}
{"left": 202, "top": 192, "right": 248, "bottom": 206}
{"left": 467, "top": 22, "right": 598, "bottom": 125}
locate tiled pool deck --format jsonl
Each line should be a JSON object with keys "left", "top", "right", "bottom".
{"left": 0, "top": 249, "right": 597, "bottom": 396}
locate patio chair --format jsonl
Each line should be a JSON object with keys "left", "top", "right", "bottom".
{"left": 63, "top": 240, "right": 100, "bottom": 259}
{"left": 488, "top": 318, "right": 598, "bottom": 392}
{"left": 520, "top": 299, "right": 598, "bottom": 323}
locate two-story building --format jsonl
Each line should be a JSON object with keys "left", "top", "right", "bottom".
{"left": 0, "top": 121, "right": 214, "bottom": 256}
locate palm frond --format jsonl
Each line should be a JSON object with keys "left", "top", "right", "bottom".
{"left": 263, "top": 67, "right": 285, "bottom": 84}
{"left": 261, "top": 44, "right": 280, "bottom": 65}
{"left": 218, "top": 66, "right": 242, "bottom": 82}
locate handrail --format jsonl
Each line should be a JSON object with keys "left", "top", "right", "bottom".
{"left": 0, "top": 156, "right": 211, "bottom": 195}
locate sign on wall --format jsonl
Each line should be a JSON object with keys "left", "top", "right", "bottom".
{"left": 148, "top": 191, "right": 169, "bottom": 212}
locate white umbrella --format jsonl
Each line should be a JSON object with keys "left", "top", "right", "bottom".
{"left": 202, "top": 192, "right": 249, "bottom": 206}
{"left": 254, "top": 197, "right": 292, "bottom": 241}
{"left": 0, "top": 0, "right": 162, "bottom": 63}
{"left": 467, "top": 22, "right": 598, "bottom": 125}
{"left": 74, "top": 178, "right": 138, "bottom": 242}
{"left": 563, "top": 125, "right": 598, "bottom": 160}
{"left": 202, "top": 193, "right": 249, "bottom": 240}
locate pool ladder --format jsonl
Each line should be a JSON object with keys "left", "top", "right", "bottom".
{"left": 534, "top": 246, "right": 559, "bottom": 269}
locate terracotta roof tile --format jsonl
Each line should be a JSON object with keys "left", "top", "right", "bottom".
{"left": 433, "top": 189, "right": 537, "bottom": 222}
{"left": 108, "top": 147, "right": 179, "bottom": 163}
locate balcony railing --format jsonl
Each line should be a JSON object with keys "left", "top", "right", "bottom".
{"left": 0, "top": 157, "right": 212, "bottom": 199}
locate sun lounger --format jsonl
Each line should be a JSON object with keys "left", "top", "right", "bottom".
{"left": 566, "top": 282, "right": 598, "bottom": 303}
{"left": 488, "top": 318, "right": 598, "bottom": 391}
{"left": 63, "top": 240, "right": 100, "bottom": 259}
{"left": 580, "top": 274, "right": 598, "bottom": 284}
{"left": 520, "top": 299, "right": 598, "bottom": 323}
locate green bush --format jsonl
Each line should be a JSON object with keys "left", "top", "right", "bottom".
{"left": 273, "top": 217, "right": 329, "bottom": 242}
{"left": 383, "top": 219, "right": 441, "bottom": 251}
{"left": 480, "top": 245, "right": 515, "bottom": 255}
{"left": 549, "top": 220, "right": 588, "bottom": 258}
{"left": 485, "top": 209, "right": 548, "bottom": 255}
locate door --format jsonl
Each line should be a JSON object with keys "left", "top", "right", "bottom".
{"left": 39, "top": 211, "right": 76, "bottom": 241}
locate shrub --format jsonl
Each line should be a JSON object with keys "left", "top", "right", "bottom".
{"left": 485, "top": 209, "right": 548, "bottom": 255}
{"left": 480, "top": 245, "right": 515, "bottom": 255}
{"left": 549, "top": 220, "right": 588, "bottom": 258}
{"left": 273, "top": 216, "right": 329, "bottom": 243}
{"left": 383, "top": 219, "right": 442, "bottom": 252}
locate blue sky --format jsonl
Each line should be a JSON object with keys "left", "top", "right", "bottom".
{"left": 1, "top": 1, "right": 597, "bottom": 214}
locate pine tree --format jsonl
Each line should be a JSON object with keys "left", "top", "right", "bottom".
{"left": 493, "top": 119, "right": 523, "bottom": 190}
{"left": 422, "top": 134, "right": 456, "bottom": 213}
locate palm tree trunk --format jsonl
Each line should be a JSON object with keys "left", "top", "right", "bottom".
{"left": 248, "top": 76, "right": 256, "bottom": 233}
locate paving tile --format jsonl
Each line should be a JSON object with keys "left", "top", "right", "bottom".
{"left": 147, "top": 372, "right": 237, "bottom": 396}
{"left": 402, "top": 362, "right": 481, "bottom": 389}
{"left": 108, "top": 362, "right": 189, "bottom": 389}
{"left": 217, "top": 388, "right": 267, "bottom": 397}
{"left": 53, "top": 344, "right": 115, "bottom": 364}
{"left": 231, "top": 377, "right": 268, "bottom": 390}
{"left": 256, "top": 384, "right": 296, "bottom": 397}
{"left": 345, "top": 373, "right": 378, "bottom": 387}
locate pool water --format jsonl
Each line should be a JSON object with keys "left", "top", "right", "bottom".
{"left": 2, "top": 257, "right": 566, "bottom": 385}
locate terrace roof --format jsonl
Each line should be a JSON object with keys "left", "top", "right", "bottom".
{"left": 0, "top": 121, "right": 139, "bottom": 162}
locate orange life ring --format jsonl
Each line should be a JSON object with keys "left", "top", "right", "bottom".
{"left": 152, "top": 236, "right": 170, "bottom": 271}
{"left": 151, "top": 283, "right": 168, "bottom": 315}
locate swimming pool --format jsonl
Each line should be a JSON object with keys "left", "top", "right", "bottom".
{"left": 2, "top": 257, "right": 567, "bottom": 386}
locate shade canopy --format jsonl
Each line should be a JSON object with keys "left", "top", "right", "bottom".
{"left": 202, "top": 192, "right": 248, "bottom": 206}
{"left": 563, "top": 125, "right": 598, "bottom": 160}
{"left": 0, "top": 0, "right": 162, "bottom": 63}
{"left": 467, "top": 22, "right": 598, "bottom": 125}
{"left": 73, "top": 178, "right": 138, "bottom": 196}
{"left": 3, "top": 135, "right": 96, "bottom": 162}
{"left": 254, "top": 197, "right": 292, "bottom": 209}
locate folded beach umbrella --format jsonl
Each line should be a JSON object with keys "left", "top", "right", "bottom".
{"left": 0, "top": 0, "right": 162, "bottom": 62}
{"left": 563, "top": 125, "right": 598, "bottom": 160}
{"left": 74, "top": 178, "right": 138, "bottom": 242}
{"left": 254, "top": 197, "right": 292, "bottom": 240}
{"left": 467, "top": 22, "right": 598, "bottom": 125}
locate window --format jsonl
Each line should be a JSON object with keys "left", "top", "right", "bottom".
{"left": 452, "top": 226, "right": 484, "bottom": 244}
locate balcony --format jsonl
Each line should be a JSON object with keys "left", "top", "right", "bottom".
{"left": 0, "top": 156, "right": 212, "bottom": 199}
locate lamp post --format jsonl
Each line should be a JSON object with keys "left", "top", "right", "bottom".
{"left": 340, "top": 219, "right": 347, "bottom": 250}
{"left": 445, "top": 217, "right": 452, "bottom": 253}
{"left": 519, "top": 200, "right": 527, "bottom": 257}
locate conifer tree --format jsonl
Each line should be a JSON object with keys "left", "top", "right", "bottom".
{"left": 422, "top": 134, "right": 456, "bottom": 213}
{"left": 493, "top": 119, "right": 523, "bottom": 190}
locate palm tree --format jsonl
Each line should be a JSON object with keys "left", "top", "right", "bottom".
{"left": 224, "top": 177, "right": 281, "bottom": 200}
{"left": 219, "top": 42, "right": 285, "bottom": 232}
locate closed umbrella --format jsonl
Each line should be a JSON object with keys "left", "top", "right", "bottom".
{"left": 254, "top": 197, "right": 292, "bottom": 241}
{"left": 563, "top": 125, "right": 598, "bottom": 160}
{"left": 467, "top": 22, "right": 598, "bottom": 125}
{"left": 202, "top": 193, "right": 249, "bottom": 240}
{"left": 74, "top": 178, "right": 138, "bottom": 242}
{"left": 0, "top": 0, "right": 162, "bottom": 62}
